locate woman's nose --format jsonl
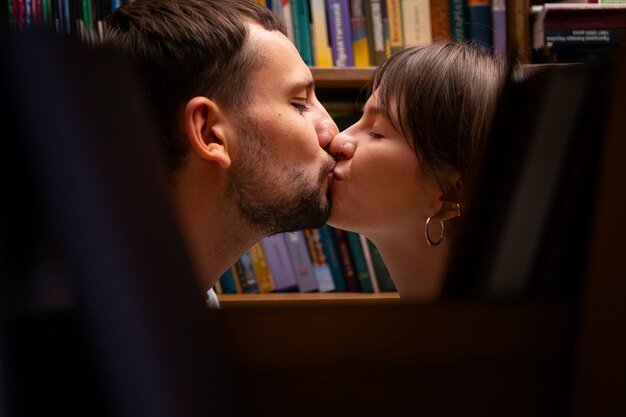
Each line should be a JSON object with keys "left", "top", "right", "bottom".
{"left": 328, "top": 132, "right": 356, "bottom": 161}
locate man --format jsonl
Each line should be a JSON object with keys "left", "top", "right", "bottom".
{"left": 104, "top": 0, "right": 338, "bottom": 299}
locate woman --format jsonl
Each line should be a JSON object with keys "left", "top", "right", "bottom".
{"left": 327, "top": 42, "right": 514, "bottom": 299}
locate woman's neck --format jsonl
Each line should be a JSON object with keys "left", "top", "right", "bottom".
{"left": 368, "top": 229, "right": 451, "bottom": 300}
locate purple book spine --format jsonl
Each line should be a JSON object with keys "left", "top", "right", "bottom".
{"left": 283, "top": 231, "right": 319, "bottom": 292}
{"left": 492, "top": 0, "right": 507, "bottom": 57}
{"left": 327, "top": 0, "right": 355, "bottom": 66}
{"left": 261, "top": 234, "right": 298, "bottom": 291}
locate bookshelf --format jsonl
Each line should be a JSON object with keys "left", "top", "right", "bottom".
{"left": 3, "top": 6, "right": 625, "bottom": 417}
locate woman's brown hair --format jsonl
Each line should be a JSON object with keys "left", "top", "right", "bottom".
{"left": 369, "top": 41, "right": 511, "bottom": 198}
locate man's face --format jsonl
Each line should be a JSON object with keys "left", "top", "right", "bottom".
{"left": 225, "top": 24, "right": 338, "bottom": 235}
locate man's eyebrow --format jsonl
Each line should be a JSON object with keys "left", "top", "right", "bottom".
{"left": 287, "top": 80, "right": 315, "bottom": 94}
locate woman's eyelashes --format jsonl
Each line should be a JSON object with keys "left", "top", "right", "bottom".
{"left": 368, "top": 131, "right": 384, "bottom": 139}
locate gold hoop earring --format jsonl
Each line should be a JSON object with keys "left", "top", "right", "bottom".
{"left": 424, "top": 215, "right": 445, "bottom": 247}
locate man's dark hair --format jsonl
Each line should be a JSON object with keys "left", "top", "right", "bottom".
{"left": 104, "top": 0, "right": 286, "bottom": 170}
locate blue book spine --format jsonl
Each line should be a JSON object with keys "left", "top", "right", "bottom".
{"left": 219, "top": 268, "right": 238, "bottom": 294}
{"left": 468, "top": 1, "right": 493, "bottom": 51}
{"left": 345, "top": 231, "right": 373, "bottom": 292}
{"left": 318, "top": 225, "right": 348, "bottom": 291}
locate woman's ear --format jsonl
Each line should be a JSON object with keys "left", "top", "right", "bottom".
{"left": 435, "top": 172, "right": 465, "bottom": 221}
{"left": 182, "top": 96, "right": 232, "bottom": 169}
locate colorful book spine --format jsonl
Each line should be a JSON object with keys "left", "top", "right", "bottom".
{"left": 283, "top": 231, "right": 318, "bottom": 292}
{"left": 233, "top": 251, "right": 260, "bottom": 293}
{"left": 282, "top": 0, "right": 295, "bottom": 43}
{"left": 402, "top": 0, "right": 432, "bottom": 47}
{"left": 331, "top": 228, "right": 361, "bottom": 291}
{"left": 249, "top": 241, "right": 275, "bottom": 293}
{"left": 345, "top": 231, "right": 373, "bottom": 292}
{"left": 318, "top": 225, "right": 348, "bottom": 292}
{"left": 269, "top": 0, "right": 282, "bottom": 15}
{"left": 350, "top": 0, "right": 371, "bottom": 66}
{"left": 386, "top": 0, "right": 404, "bottom": 54}
{"left": 327, "top": 0, "right": 355, "bottom": 66}
{"left": 304, "top": 229, "right": 336, "bottom": 292}
{"left": 261, "top": 233, "right": 299, "bottom": 291}
{"left": 491, "top": 0, "right": 506, "bottom": 56}
{"left": 468, "top": 0, "right": 492, "bottom": 50}
{"left": 359, "top": 233, "right": 380, "bottom": 292}
{"left": 429, "top": 0, "right": 451, "bottom": 41}
{"left": 219, "top": 268, "right": 238, "bottom": 294}
{"left": 449, "top": 0, "right": 470, "bottom": 42}
{"left": 291, "top": 0, "right": 314, "bottom": 65}
{"left": 365, "top": 0, "right": 387, "bottom": 65}
{"left": 310, "top": 0, "right": 334, "bottom": 67}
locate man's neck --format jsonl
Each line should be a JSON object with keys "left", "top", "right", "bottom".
{"left": 170, "top": 167, "right": 263, "bottom": 291}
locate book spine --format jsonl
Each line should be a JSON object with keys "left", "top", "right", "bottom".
{"left": 283, "top": 231, "right": 318, "bottom": 292}
{"left": 366, "top": 239, "right": 396, "bottom": 292}
{"left": 345, "top": 231, "right": 373, "bottom": 292}
{"left": 249, "top": 241, "right": 276, "bottom": 293}
{"left": 270, "top": 0, "right": 282, "bottom": 15}
{"left": 468, "top": 0, "right": 493, "bottom": 51}
{"left": 318, "top": 225, "right": 348, "bottom": 292}
{"left": 310, "top": 0, "right": 334, "bottom": 67}
{"left": 327, "top": 0, "right": 355, "bottom": 66}
{"left": 449, "top": 0, "right": 470, "bottom": 42}
{"left": 292, "top": 0, "right": 314, "bottom": 65}
{"left": 304, "top": 229, "right": 336, "bottom": 292}
{"left": 261, "top": 234, "right": 299, "bottom": 291}
{"left": 506, "top": 0, "right": 531, "bottom": 63}
{"left": 545, "top": 28, "right": 625, "bottom": 46}
{"left": 219, "top": 268, "right": 238, "bottom": 294}
{"left": 386, "top": 0, "right": 404, "bottom": 54}
{"left": 331, "top": 228, "right": 361, "bottom": 291}
{"left": 402, "top": 0, "right": 432, "bottom": 47}
{"left": 365, "top": 0, "right": 387, "bottom": 65}
{"left": 492, "top": 0, "right": 507, "bottom": 56}
{"left": 282, "top": 0, "right": 295, "bottom": 43}
{"left": 430, "top": 0, "right": 451, "bottom": 41}
{"left": 233, "top": 251, "right": 260, "bottom": 293}
{"left": 350, "top": 0, "right": 371, "bottom": 66}
{"left": 359, "top": 234, "right": 380, "bottom": 292}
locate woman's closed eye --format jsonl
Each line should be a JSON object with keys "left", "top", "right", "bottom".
{"left": 368, "top": 131, "right": 384, "bottom": 139}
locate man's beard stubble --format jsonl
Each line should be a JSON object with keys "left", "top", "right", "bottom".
{"left": 226, "top": 118, "right": 333, "bottom": 235}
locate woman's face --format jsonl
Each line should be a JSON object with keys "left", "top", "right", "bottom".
{"left": 327, "top": 91, "right": 441, "bottom": 237}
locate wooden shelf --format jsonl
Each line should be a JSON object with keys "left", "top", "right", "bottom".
{"left": 311, "top": 66, "right": 376, "bottom": 89}
{"left": 218, "top": 292, "right": 400, "bottom": 307}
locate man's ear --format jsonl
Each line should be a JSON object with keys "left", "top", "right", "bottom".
{"left": 434, "top": 172, "right": 465, "bottom": 221}
{"left": 182, "top": 96, "right": 232, "bottom": 169}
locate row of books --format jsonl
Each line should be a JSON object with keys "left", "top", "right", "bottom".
{"left": 215, "top": 225, "right": 397, "bottom": 295}
{"left": 531, "top": 2, "right": 626, "bottom": 63}
{"left": 5, "top": 0, "right": 124, "bottom": 42}
{"left": 252, "top": 0, "right": 510, "bottom": 67}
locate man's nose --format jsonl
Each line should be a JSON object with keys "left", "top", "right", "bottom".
{"left": 310, "top": 104, "right": 338, "bottom": 149}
